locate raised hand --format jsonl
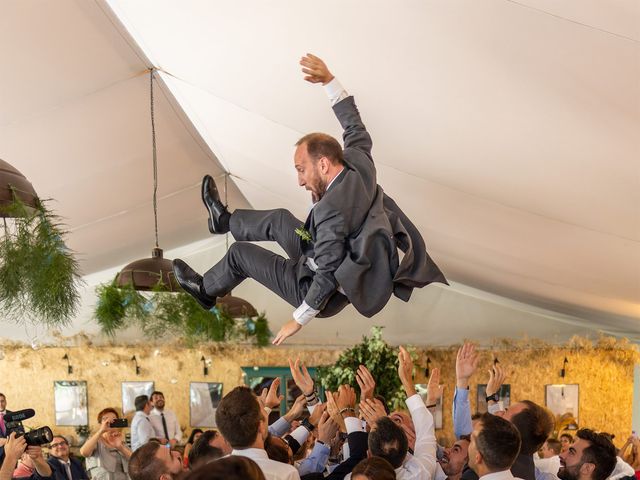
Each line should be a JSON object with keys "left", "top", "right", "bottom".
{"left": 356, "top": 365, "right": 376, "bottom": 401}
{"left": 308, "top": 402, "right": 327, "bottom": 427}
{"left": 359, "top": 398, "right": 387, "bottom": 430}
{"left": 426, "top": 367, "right": 444, "bottom": 406}
{"left": 289, "top": 358, "right": 315, "bottom": 395}
{"left": 336, "top": 385, "right": 356, "bottom": 411}
{"left": 325, "top": 391, "right": 346, "bottom": 432}
{"left": 398, "top": 346, "right": 416, "bottom": 397}
{"left": 317, "top": 412, "right": 340, "bottom": 444}
{"left": 260, "top": 377, "right": 284, "bottom": 409}
{"left": 456, "top": 342, "right": 479, "bottom": 388}
{"left": 486, "top": 362, "right": 506, "bottom": 397}
{"left": 284, "top": 395, "right": 307, "bottom": 422}
{"left": 4, "top": 433, "right": 27, "bottom": 461}
{"left": 300, "top": 53, "right": 334, "bottom": 85}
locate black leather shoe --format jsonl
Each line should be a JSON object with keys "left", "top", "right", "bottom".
{"left": 172, "top": 259, "right": 216, "bottom": 310}
{"left": 201, "top": 175, "right": 230, "bottom": 234}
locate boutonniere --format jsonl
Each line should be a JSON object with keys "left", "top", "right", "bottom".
{"left": 295, "top": 226, "right": 312, "bottom": 242}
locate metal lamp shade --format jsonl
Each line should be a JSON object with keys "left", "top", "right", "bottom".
{"left": 0, "top": 159, "right": 38, "bottom": 216}
{"left": 115, "top": 247, "right": 180, "bottom": 291}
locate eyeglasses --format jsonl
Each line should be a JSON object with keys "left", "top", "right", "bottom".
{"left": 50, "top": 441, "right": 68, "bottom": 448}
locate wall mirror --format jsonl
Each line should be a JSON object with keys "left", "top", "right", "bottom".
{"left": 121, "top": 381, "right": 154, "bottom": 416}
{"left": 54, "top": 380, "right": 88, "bottom": 426}
{"left": 190, "top": 382, "right": 223, "bottom": 427}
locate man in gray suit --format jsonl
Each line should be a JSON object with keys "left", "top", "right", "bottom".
{"left": 172, "top": 54, "right": 447, "bottom": 345}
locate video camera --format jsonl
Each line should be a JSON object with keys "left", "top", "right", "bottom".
{"left": 4, "top": 409, "right": 53, "bottom": 446}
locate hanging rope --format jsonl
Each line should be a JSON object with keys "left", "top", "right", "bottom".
{"left": 150, "top": 69, "right": 159, "bottom": 248}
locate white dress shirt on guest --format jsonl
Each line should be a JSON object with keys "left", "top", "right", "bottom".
{"left": 149, "top": 408, "right": 182, "bottom": 443}
{"left": 481, "top": 470, "right": 525, "bottom": 480}
{"left": 534, "top": 455, "right": 561, "bottom": 476}
{"left": 130, "top": 411, "right": 154, "bottom": 451}
{"left": 231, "top": 448, "right": 300, "bottom": 480}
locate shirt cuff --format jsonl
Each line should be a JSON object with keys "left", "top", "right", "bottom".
{"left": 406, "top": 393, "right": 426, "bottom": 413}
{"left": 290, "top": 426, "right": 309, "bottom": 445}
{"left": 293, "top": 301, "right": 320, "bottom": 326}
{"left": 345, "top": 416, "right": 365, "bottom": 434}
{"left": 323, "top": 78, "right": 349, "bottom": 106}
{"left": 488, "top": 401, "right": 505, "bottom": 415}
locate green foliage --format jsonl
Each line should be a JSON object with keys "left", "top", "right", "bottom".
{"left": 318, "top": 326, "right": 409, "bottom": 410}
{"left": 94, "top": 280, "right": 272, "bottom": 346}
{"left": 0, "top": 195, "right": 82, "bottom": 326}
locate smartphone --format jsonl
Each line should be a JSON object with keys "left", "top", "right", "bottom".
{"left": 110, "top": 418, "right": 128, "bottom": 428}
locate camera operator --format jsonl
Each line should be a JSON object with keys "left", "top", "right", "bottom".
{"left": 47, "top": 436, "right": 88, "bottom": 480}
{"left": 79, "top": 408, "right": 131, "bottom": 480}
{"left": 0, "top": 433, "right": 51, "bottom": 480}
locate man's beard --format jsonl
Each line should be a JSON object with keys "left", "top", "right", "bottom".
{"left": 558, "top": 463, "right": 582, "bottom": 480}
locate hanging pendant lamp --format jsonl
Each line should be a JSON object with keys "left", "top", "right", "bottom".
{"left": 216, "top": 174, "right": 258, "bottom": 318}
{"left": 0, "top": 159, "right": 38, "bottom": 216}
{"left": 115, "top": 69, "right": 179, "bottom": 292}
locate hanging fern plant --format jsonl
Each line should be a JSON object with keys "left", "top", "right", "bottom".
{"left": 318, "top": 326, "right": 415, "bottom": 410}
{"left": 0, "top": 194, "right": 82, "bottom": 326}
{"left": 94, "top": 280, "right": 272, "bottom": 346}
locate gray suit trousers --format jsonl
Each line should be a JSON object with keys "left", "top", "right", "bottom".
{"left": 202, "top": 209, "right": 348, "bottom": 317}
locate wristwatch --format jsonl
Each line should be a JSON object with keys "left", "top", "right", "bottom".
{"left": 301, "top": 418, "right": 316, "bottom": 432}
{"left": 486, "top": 393, "right": 499, "bottom": 403}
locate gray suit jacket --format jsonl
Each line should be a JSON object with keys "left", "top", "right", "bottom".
{"left": 303, "top": 96, "right": 447, "bottom": 317}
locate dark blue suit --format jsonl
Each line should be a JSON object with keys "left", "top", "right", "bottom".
{"left": 46, "top": 457, "right": 88, "bottom": 480}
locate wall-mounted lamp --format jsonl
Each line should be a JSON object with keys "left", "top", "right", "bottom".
{"left": 424, "top": 357, "right": 431, "bottom": 378}
{"left": 62, "top": 354, "right": 73, "bottom": 374}
{"left": 560, "top": 357, "right": 568, "bottom": 378}
{"left": 131, "top": 355, "right": 140, "bottom": 375}
{"left": 493, "top": 357, "right": 500, "bottom": 365}
{"left": 201, "top": 356, "right": 208, "bottom": 376}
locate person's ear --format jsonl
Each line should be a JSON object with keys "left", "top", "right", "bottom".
{"left": 475, "top": 451, "right": 483, "bottom": 466}
{"left": 580, "top": 462, "right": 596, "bottom": 477}
{"left": 319, "top": 157, "right": 330, "bottom": 174}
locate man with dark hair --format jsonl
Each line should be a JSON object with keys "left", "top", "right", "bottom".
{"left": 368, "top": 417, "right": 409, "bottom": 469}
{"left": 172, "top": 54, "right": 446, "bottom": 346}
{"left": 558, "top": 429, "right": 617, "bottom": 480}
{"left": 535, "top": 439, "right": 562, "bottom": 476}
{"left": 47, "top": 435, "right": 87, "bottom": 480}
{"left": 468, "top": 414, "right": 521, "bottom": 480}
{"left": 439, "top": 436, "right": 471, "bottom": 480}
{"left": 128, "top": 441, "right": 185, "bottom": 480}
{"left": 187, "top": 433, "right": 223, "bottom": 469}
{"left": 504, "top": 401, "right": 555, "bottom": 480}
{"left": 149, "top": 392, "right": 181, "bottom": 448}
{"left": 215, "top": 386, "right": 300, "bottom": 479}
{"left": 131, "top": 396, "right": 155, "bottom": 452}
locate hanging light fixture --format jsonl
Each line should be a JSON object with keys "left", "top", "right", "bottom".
{"left": 0, "top": 159, "right": 38, "bottom": 215}
{"left": 115, "top": 69, "right": 179, "bottom": 291}
{"left": 216, "top": 174, "right": 258, "bottom": 318}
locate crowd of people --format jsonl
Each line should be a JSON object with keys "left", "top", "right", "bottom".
{"left": 0, "top": 344, "right": 636, "bottom": 480}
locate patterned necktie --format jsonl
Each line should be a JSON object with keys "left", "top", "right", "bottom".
{"left": 63, "top": 461, "right": 72, "bottom": 480}
{"left": 0, "top": 413, "right": 5, "bottom": 436}
{"left": 161, "top": 413, "right": 169, "bottom": 440}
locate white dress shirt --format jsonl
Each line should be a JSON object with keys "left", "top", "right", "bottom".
{"left": 480, "top": 470, "right": 524, "bottom": 480}
{"left": 534, "top": 455, "right": 561, "bottom": 476}
{"left": 130, "top": 411, "right": 154, "bottom": 451}
{"left": 230, "top": 448, "right": 300, "bottom": 480}
{"left": 149, "top": 407, "right": 182, "bottom": 443}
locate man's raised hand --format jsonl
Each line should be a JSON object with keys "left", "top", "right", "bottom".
{"left": 398, "top": 346, "right": 416, "bottom": 397}
{"left": 300, "top": 53, "right": 334, "bottom": 85}
{"left": 426, "top": 367, "right": 444, "bottom": 406}
{"left": 289, "top": 357, "right": 314, "bottom": 395}
{"left": 356, "top": 365, "right": 376, "bottom": 402}
{"left": 260, "top": 377, "right": 284, "bottom": 409}
{"left": 486, "top": 362, "right": 506, "bottom": 398}
{"left": 456, "top": 342, "right": 479, "bottom": 389}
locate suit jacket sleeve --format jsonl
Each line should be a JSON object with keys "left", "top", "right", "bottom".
{"left": 303, "top": 96, "right": 375, "bottom": 311}
{"left": 324, "top": 431, "right": 368, "bottom": 480}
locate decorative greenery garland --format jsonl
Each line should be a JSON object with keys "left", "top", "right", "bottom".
{"left": 318, "top": 326, "right": 413, "bottom": 410}
{"left": 0, "top": 194, "right": 82, "bottom": 326}
{"left": 94, "top": 281, "right": 271, "bottom": 346}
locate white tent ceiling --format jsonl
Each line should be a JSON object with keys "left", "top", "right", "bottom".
{"left": 0, "top": 0, "right": 638, "bottom": 346}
